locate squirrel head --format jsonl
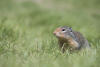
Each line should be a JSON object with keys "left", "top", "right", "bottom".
{"left": 53, "top": 26, "right": 73, "bottom": 39}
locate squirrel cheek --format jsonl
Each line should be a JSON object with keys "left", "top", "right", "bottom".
{"left": 58, "top": 33, "right": 65, "bottom": 38}
{"left": 55, "top": 32, "right": 61, "bottom": 37}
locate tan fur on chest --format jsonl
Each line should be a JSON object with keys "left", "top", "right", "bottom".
{"left": 67, "top": 38, "right": 79, "bottom": 48}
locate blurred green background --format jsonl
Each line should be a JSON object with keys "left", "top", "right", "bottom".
{"left": 0, "top": 0, "right": 100, "bottom": 67}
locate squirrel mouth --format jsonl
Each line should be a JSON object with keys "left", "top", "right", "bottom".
{"left": 54, "top": 33, "right": 65, "bottom": 39}
{"left": 53, "top": 32, "right": 60, "bottom": 37}
{"left": 53, "top": 32, "right": 56, "bottom": 35}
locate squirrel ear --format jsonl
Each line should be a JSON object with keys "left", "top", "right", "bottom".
{"left": 69, "top": 27, "right": 72, "bottom": 32}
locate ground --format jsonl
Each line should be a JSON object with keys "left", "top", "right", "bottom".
{"left": 0, "top": 0, "right": 100, "bottom": 67}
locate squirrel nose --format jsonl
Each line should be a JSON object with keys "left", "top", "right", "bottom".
{"left": 53, "top": 32, "right": 56, "bottom": 35}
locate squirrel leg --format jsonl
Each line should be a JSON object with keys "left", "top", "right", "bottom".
{"left": 58, "top": 41, "right": 68, "bottom": 53}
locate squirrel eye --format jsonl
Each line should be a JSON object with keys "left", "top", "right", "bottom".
{"left": 62, "top": 28, "right": 66, "bottom": 31}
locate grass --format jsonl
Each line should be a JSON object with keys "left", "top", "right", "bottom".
{"left": 0, "top": 0, "right": 100, "bottom": 67}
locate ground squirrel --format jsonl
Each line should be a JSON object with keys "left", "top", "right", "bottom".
{"left": 53, "top": 26, "right": 90, "bottom": 52}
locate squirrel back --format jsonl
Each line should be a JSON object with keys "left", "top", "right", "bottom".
{"left": 72, "top": 31, "right": 90, "bottom": 49}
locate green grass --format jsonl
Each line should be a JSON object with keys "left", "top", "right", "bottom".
{"left": 0, "top": 0, "right": 100, "bottom": 67}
